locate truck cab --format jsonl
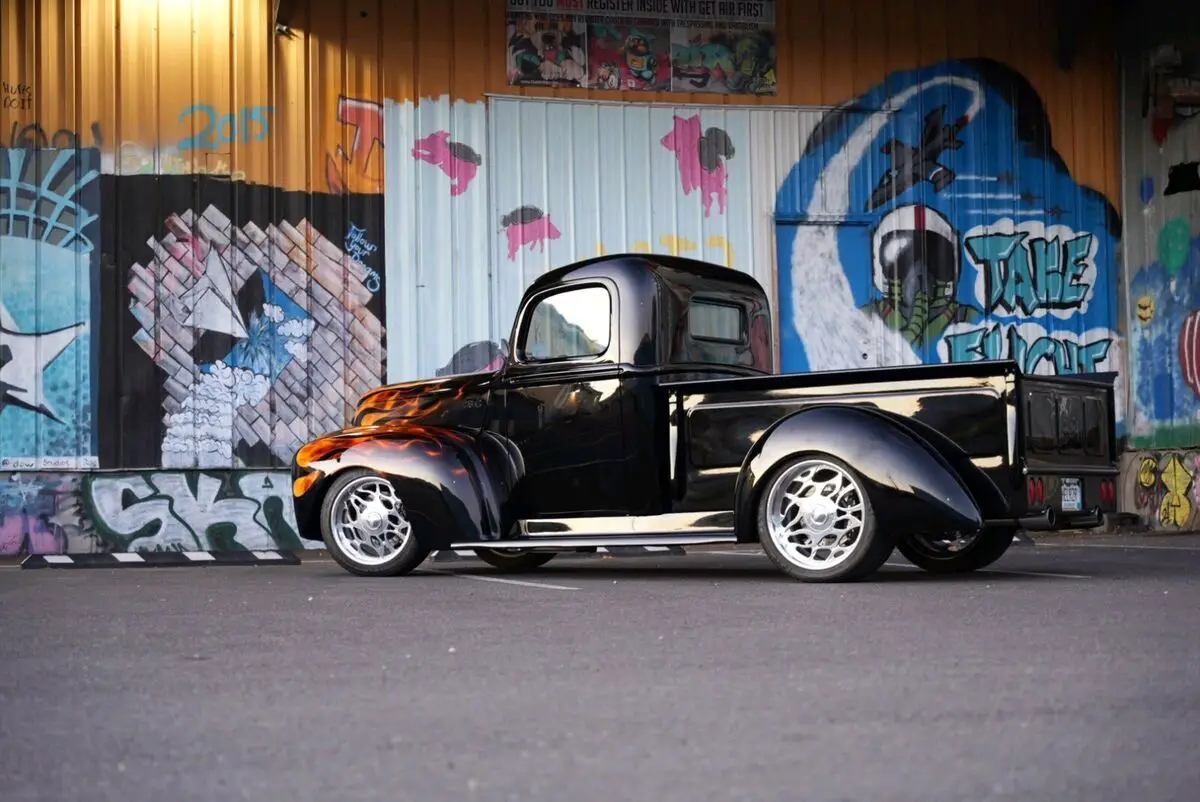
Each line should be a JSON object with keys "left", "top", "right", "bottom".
{"left": 484, "top": 254, "right": 773, "bottom": 520}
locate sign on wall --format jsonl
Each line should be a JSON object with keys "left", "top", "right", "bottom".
{"left": 505, "top": 0, "right": 776, "bottom": 96}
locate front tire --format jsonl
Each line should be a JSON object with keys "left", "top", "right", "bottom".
{"left": 473, "top": 548, "right": 556, "bottom": 573}
{"left": 756, "top": 454, "right": 893, "bottom": 582}
{"left": 320, "top": 469, "right": 430, "bottom": 577}
{"left": 895, "top": 527, "right": 1015, "bottom": 574}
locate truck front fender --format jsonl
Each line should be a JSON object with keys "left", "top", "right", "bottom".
{"left": 292, "top": 425, "right": 521, "bottom": 551}
{"left": 733, "top": 404, "right": 984, "bottom": 542}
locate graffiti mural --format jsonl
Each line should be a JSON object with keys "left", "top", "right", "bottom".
{"left": 83, "top": 470, "right": 322, "bottom": 552}
{"left": 1124, "top": 450, "right": 1200, "bottom": 531}
{"left": 502, "top": 205, "right": 562, "bottom": 261}
{"left": 1125, "top": 61, "right": 1199, "bottom": 449}
{"left": 112, "top": 178, "right": 386, "bottom": 470}
{"left": 412, "top": 130, "right": 482, "bottom": 197}
{"left": 175, "top": 104, "right": 274, "bottom": 151}
{"left": 1128, "top": 217, "right": 1200, "bottom": 448}
{"left": 0, "top": 147, "right": 101, "bottom": 469}
{"left": 477, "top": 97, "right": 766, "bottom": 374}
{"left": 774, "top": 59, "right": 1124, "bottom": 426}
{"left": 661, "top": 114, "right": 736, "bottom": 218}
{"left": 327, "top": 95, "right": 384, "bottom": 194}
{"left": 345, "top": 223, "right": 381, "bottom": 294}
{"left": 0, "top": 472, "right": 92, "bottom": 555}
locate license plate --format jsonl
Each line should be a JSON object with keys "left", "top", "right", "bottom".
{"left": 1060, "top": 477, "right": 1082, "bottom": 512}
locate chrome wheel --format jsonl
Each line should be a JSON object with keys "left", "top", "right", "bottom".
{"left": 765, "top": 458, "right": 867, "bottom": 571}
{"left": 329, "top": 476, "right": 412, "bottom": 566}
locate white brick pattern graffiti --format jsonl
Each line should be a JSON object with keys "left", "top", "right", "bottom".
{"left": 127, "top": 205, "right": 383, "bottom": 467}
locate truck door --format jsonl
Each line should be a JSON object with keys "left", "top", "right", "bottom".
{"left": 496, "top": 280, "right": 628, "bottom": 518}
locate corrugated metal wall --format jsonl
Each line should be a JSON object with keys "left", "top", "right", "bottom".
{"left": 2, "top": 0, "right": 1154, "bottom": 554}
{"left": 773, "top": 58, "right": 1127, "bottom": 432}
{"left": 0, "top": 0, "right": 391, "bottom": 474}
{"left": 1118, "top": 33, "right": 1200, "bottom": 534}
{"left": 1121, "top": 40, "right": 1200, "bottom": 452}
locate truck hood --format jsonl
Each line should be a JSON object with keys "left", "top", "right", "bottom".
{"left": 352, "top": 369, "right": 497, "bottom": 429}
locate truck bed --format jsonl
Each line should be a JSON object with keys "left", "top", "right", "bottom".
{"left": 661, "top": 359, "right": 1118, "bottom": 529}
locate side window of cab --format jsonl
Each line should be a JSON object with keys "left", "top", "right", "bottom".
{"left": 518, "top": 284, "right": 612, "bottom": 363}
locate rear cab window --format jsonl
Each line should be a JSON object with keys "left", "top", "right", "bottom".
{"left": 683, "top": 296, "right": 749, "bottom": 367}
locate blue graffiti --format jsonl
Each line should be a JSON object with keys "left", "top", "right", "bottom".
{"left": 177, "top": 105, "right": 274, "bottom": 150}
{"left": 773, "top": 57, "right": 1123, "bottom": 424}
{"left": 344, "top": 223, "right": 381, "bottom": 293}
{"left": 945, "top": 323, "right": 1112, "bottom": 374}
{"left": 967, "top": 230, "right": 1095, "bottom": 315}
{"left": 1128, "top": 226, "right": 1200, "bottom": 445}
{"left": 0, "top": 147, "right": 101, "bottom": 468}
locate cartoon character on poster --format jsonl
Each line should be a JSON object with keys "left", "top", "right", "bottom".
{"left": 670, "top": 28, "right": 776, "bottom": 95}
{"left": 587, "top": 25, "right": 671, "bottom": 91}
{"left": 506, "top": 16, "right": 588, "bottom": 87}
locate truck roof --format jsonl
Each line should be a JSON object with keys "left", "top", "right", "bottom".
{"left": 524, "top": 253, "right": 767, "bottom": 298}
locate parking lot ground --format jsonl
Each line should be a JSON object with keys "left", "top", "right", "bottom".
{"left": 2, "top": 537, "right": 1199, "bottom": 802}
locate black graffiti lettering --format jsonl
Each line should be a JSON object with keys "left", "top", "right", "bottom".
{"left": 6, "top": 120, "right": 104, "bottom": 149}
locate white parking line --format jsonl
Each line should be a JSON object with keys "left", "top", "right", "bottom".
{"left": 982, "top": 568, "right": 1091, "bottom": 580}
{"left": 420, "top": 568, "right": 579, "bottom": 591}
{"left": 1035, "top": 542, "right": 1200, "bottom": 552}
{"left": 886, "top": 561, "right": 1090, "bottom": 580}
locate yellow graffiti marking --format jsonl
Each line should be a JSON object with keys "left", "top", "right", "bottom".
{"left": 1135, "top": 294, "right": 1156, "bottom": 324}
{"left": 1158, "top": 453, "right": 1195, "bottom": 529}
{"left": 118, "top": 141, "right": 247, "bottom": 182}
{"left": 659, "top": 234, "right": 697, "bottom": 255}
{"left": 1137, "top": 457, "right": 1158, "bottom": 487}
{"left": 706, "top": 235, "right": 735, "bottom": 267}
{"left": 594, "top": 235, "right": 735, "bottom": 267}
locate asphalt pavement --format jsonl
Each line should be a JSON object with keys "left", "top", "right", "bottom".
{"left": 2, "top": 535, "right": 1200, "bottom": 802}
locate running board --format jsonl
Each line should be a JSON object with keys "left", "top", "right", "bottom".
{"left": 448, "top": 532, "right": 738, "bottom": 551}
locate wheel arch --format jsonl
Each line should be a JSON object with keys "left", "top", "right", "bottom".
{"left": 291, "top": 425, "right": 521, "bottom": 551}
{"left": 732, "top": 404, "right": 984, "bottom": 543}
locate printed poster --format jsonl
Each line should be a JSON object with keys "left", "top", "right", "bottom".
{"left": 505, "top": 0, "right": 777, "bottom": 96}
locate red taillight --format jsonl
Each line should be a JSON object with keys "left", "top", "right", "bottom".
{"left": 1027, "top": 477, "right": 1046, "bottom": 506}
{"left": 1099, "top": 478, "right": 1115, "bottom": 506}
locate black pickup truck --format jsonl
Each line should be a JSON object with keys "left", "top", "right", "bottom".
{"left": 291, "top": 254, "right": 1120, "bottom": 583}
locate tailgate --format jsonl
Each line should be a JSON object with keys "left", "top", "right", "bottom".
{"left": 1017, "top": 372, "right": 1119, "bottom": 522}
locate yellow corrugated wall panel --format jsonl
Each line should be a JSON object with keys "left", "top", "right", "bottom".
{"left": 0, "top": 0, "right": 1120, "bottom": 206}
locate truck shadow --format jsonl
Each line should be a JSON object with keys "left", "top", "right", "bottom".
{"left": 416, "top": 558, "right": 1068, "bottom": 585}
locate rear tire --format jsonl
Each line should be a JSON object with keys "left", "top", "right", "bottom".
{"left": 320, "top": 469, "right": 430, "bottom": 577}
{"left": 474, "top": 548, "right": 556, "bottom": 573}
{"left": 756, "top": 454, "right": 892, "bottom": 583}
{"left": 896, "top": 527, "right": 1015, "bottom": 574}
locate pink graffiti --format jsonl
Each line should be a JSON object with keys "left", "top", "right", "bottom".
{"left": 0, "top": 514, "right": 64, "bottom": 555}
{"left": 660, "top": 114, "right": 733, "bottom": 218}
{"left": 502, "top": 207, "right": 561, "bottom": 260}
{"left": 1181, "top": 310, "right": 1200, "bottom": 399}
{"left": 412, "top": 131, "right": 482, "bottom": 196}
{"left": 164, "top": 218, "right": 209, "bottom": 276}
{"left": 327, "top": 95, "right": 384, "bottom": 194}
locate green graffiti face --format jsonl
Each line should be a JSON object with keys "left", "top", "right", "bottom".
{"left": 865, "top": 280, "right": 982, "bottom": 346}
{"left": 1159, "top": 218, "right": 1191, "bottom": 276}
